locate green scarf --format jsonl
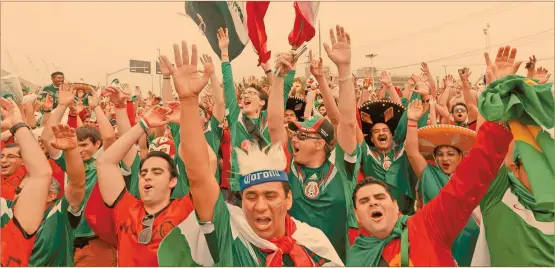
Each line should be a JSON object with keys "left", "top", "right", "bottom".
{"left": 347, "top": 215, "right": 410, "bottom": 267}
{"left": 508, "top": 171, "right": 554, "bottom": 222}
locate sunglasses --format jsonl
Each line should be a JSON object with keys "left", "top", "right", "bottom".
{"left": 138, "top": 214, "right": 155, "bottom": 244}
{"left": 295, "top": 131, "right": 321, "bottom": 141}
{"left": 453, "top": 108, "right": 467, "bottom": 113}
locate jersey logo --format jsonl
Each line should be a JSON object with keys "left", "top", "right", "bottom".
{"left": 304, "top": 181, "right": 320, "bottom": 199}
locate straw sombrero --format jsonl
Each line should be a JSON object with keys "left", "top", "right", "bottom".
{"left": 286, "top": 96, "right": 307, "bottom": 121}
{"left": 417, "top": 124, "right": 476, "bottom": 160}
{"left": 359, "top": 100, "right": 405, "bottom": 146}
{"left": 71, "top": 82, "right": 96, "bottom": 93}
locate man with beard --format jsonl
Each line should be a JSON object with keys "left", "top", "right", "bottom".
{"left": 358, "top": 76, "right": 430, "bottom": 215}
{"left": 156, "top": 42, "right": 342, "bottom": 266}
{"left": 405, "top": 100, "right": 480, "bottom": 266}
{"left": 266, "top": 25, "right": 360, "bottom": 262}
{"left": 217, "top": 28, "right": 296, "bottom": 194}
{"left": 348, "top": 116, "right": 512, "bottom": 266}
{"left": 38, "top": 72, "right": 64, "bottom": 110}
{"left": 0, "top": 97, "right": 53, "bottom": 267}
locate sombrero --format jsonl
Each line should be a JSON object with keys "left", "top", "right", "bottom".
{"left": 359, "top": 100, "right": 405, "bottom": 146}
{"left": 286, "top": 96, "right": 307, "bottom": 121}
{"left": 71, "top": 82, "right": 95, "bottom": 94}
{"left": 417, "top": 124, "right": 476, "bottom": 160}
{"left": 1, "top": 74, "right": 23, "bottom": 104}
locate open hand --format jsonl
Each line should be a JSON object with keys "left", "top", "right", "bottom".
{"left": 379, "top": 71, "right": 393, "bottom": 87}
{"left": 458, "top": 67, "right": 472, "bottom": 82}
{"left": 323, "top": 25, "right": 351, "bottom": 66}
{"left": 420, "top": 62, "right": 430, "bottom": 74}
{"left": 217, "top": 27, "right": 229, "bottom": 51}
{"left": 200, "top": 54, "right": 215, "bottom": 77}
{"left": 102, "top": 86, "right": 129, "bottom": 106}
{"left": 0, "top": 97, "right": 23, "bottom": 129}
{"left": 58, "top": 83, "right": 75, "bottom": 107}
{"left": 407, "top": 99, "right": 424, "bottom": 122}
{"left": 50, "top": 124, "right": 77, "bottom": 150}
{"left": 484, "top": 45, "right": 523, "bottom": 83}
{"left": 534, "top": 67, "right": 551, "bottom": 84}
{"left": 142, "top": 105, "right": 171, "bottom": 128}
{"left": 160, "top": 41, "right": 211, "bottom": 99}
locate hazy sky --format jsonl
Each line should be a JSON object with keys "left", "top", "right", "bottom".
{"left": 2, "top": 1, "right": 553, "bottom": 94}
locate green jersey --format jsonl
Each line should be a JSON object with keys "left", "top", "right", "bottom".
{"left": 222, "top": 62, "right": 295, "bottom": 191}
{"left": 38, "top": 84, "right": 59, "bottom": 109}
{"left": 288, "top": 143, "right": 361, "bottom": 262}
{"left": 29, "top": 197, "right": 81, "bottom": 266}
{"left": 52, "top": 148, "right": 104, "bottom": 238}
{"left": 475, "top": 165, "right": 554, "bottom": 266}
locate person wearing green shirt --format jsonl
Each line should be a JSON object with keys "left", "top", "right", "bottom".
{"left": 217, "top": 28, "right": 295, "bottom": 197}
{"left": 38, "top": 71, "right": 64, "bottom": 110}
{"left": 39, "top": 82, "right": 117, "bottom": 266}
{"left": 267, "top": 26, "right": 360, "bottom": 262}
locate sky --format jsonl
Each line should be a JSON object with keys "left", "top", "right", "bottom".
{"left": 1, "top": 1, "right": 554, "bottom": 95}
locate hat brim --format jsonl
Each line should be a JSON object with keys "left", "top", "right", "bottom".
{"left": 286, "top": 97, "right": 307, "bottom": 121}
{"left": 71, "top": 83, "right": 95, "bottom": 93}
{"left": 359, "top": 100, "right": 405, "bottom": 146}
{"left": 417, "top": 124, "right": 476, "bottom": 160}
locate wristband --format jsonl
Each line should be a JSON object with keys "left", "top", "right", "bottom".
{"left": 68, "top": 113, "right": 78, "bottom": 117}
{"left": 163, "top": 77, "right": 171, "bottom": 80}
{"left": 408, "top": 124, "right": 418, "bottom": 128}
{"left": 265, "top": 69, "right": 272, "bottom": 75}
{"left": 10, "top": 122, "right": 30, "bottom": 136}
{"left": 115, "top": 103, "right": 126, "bottom": 109}
{"left": 41, "top": 109, "right": 52, "bottom": 113}
{"left": 139, "top": 119, "right": 149, "bottom": 133}
{"left": 338, "top": 74, "right": 353, "bottom": 83}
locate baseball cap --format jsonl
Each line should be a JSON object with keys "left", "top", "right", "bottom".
{"left": 288, "top": 115, "right": 334, "bottom": 145}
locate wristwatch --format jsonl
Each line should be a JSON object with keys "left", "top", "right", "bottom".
{"left": 9, "top": 122, "right": 31, "bottom": 136}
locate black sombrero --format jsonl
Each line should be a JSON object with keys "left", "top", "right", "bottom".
{"left": 359, "top": 100, "right": 405, "bottom": 146}
{"left": 286, "top": 96, "right": 307, "bottom": 121}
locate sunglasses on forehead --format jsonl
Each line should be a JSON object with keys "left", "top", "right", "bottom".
{"left": 138, "top": 214, "right": 155, "bottom": 244}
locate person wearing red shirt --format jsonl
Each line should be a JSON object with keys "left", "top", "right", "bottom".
{"left": 0, "top": 97, "right": 53, "bottom": 266}
{"left": 96, "top": 106, "right": 194, "bottom": 266}
{"left": 348, "top": 120, "right": 512, "bottom": 266}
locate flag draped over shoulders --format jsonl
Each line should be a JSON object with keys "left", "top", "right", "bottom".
{"left": 157, "top": 203, "right": 343, "bottom": 267}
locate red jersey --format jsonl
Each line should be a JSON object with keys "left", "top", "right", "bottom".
{"left": 109, "top": 189, "right": 194, "bottom": 266}
{"left": 1, "top": 218, "right": 36, "bottom": 266}
{"left": 1, "top": 167, "right": 27, "bottom": 201}
{"left": 377, "top": 122, "right": 512, "bottom": 266}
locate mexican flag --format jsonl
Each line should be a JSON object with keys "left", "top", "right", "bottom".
{"left": 157, "top": 201, "right": 343, "bottom": 266}
{"left": 288, "top": 2, "right": 320, "bottom": 47}
{"left": 184, "top": 1, "right": 250, "bottom": 62}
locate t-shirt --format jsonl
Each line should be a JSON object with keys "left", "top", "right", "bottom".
{"left": 38, "top": 84, "right": 59, "bottom": 109}
{"left": 109, "top": 189, "right": 194, "bottom": 266}
{"left": 479, "top": 165, "right": 554, "bottom": 266}
{"left": 222, "top": 62, "right": 295, "bottom": 191}
{"left": 1, "top": 217, "right": 36, "bottom": 267}
{"left": 287, "top": 143, "right": 360, "bottom": 262}
{"left": 52, "top": 148, "right": 104, "bottom": 238}
{"left": 29, "top": 197, "right": 82, "bottom": 266}
{"left": 1, "top": 167, "right": 27, "bottom": 201}
{"left": 200, "top": 194, "right": 331, "bottom": 266}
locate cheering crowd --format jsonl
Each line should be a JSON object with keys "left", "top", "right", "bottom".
{"left": 1, "top": 22, "right": 554, "bottom": 267}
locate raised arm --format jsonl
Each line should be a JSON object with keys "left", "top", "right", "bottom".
{"left": 159, "top": 59, "right": 174, "bottom": 103}
{"left": 268, "top": 51, "right": 295, "bottom": 146}
{"left": 458, "top": 68, "right": 478, "bottom": 124}
{"left": 201, "top": 54, "right": 225, "bottom": 123}
{"left": 421, "top": 62, "right": 438, "bottom": 98}
{"left": 217, "top": 28, "right": 240, "bottom": 125}
{"left": 310, "top": 50, "right": 340, "bottom": 127}
{"left": 49, "top": 124, "right": 85, "bottom": 212}
{"left": 0, "top": 98, "right": 52, "bottom": 234}
{"left": 405, "top": 100, "right": 429, "bottom": 179}
{"left": 114, "top": 95, "right": 137, "bottom": 169}
{"left": 380, "top": 72, "right": 402, "bottom": 105}
{"left": 40, "top": 83, "right": 74, "bottom": 157}
{"left": 161, "top": 40, "right": 217, "bottom": 222}
{"left": 325, "top": 25, "right": 357, "bottom": 154}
